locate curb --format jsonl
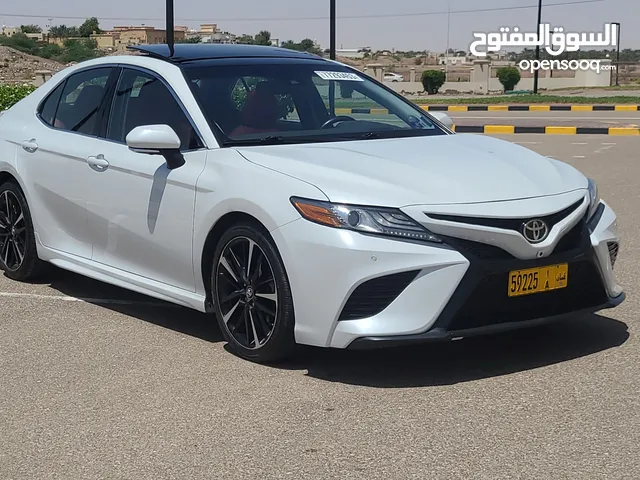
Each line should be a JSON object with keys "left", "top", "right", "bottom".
{"left": 421, "top": 105, "right": 640, "bottom": 112}
{"left": 452, "top": 125, "right": 640, "bottom": 135}
{"left": 334, "top": 105, "right": 640, "bottom": 115}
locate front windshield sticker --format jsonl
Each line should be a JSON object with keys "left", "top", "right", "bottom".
{"left": 314, "top": 71, "right": 364, "bottom": 81}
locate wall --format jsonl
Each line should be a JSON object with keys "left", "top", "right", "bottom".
{"left": 383, "top": 59, "right": 614, "bottom": 94}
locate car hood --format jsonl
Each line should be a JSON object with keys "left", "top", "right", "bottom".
{"left": 234, "top": 133, "right": 587, "bottom": 206}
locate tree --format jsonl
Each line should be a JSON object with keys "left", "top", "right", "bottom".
{"left": 236, "top": 34, "right": 255, "bottom": 45}
{"left": 48, "top": 25, "right": 79, "bottom": 38}
{"left": 496, "top": 66, "right": 521, "bottom": 92}
{"left": 38, "top": 43, "right": 63, "bottom": 59}
{"left": 59, "top": 38, "right": 100, "bottom": 62}
{"left": 0, "top": 32, "right": 39, "bottom": 55}
{"left": 178, "top": 36, "right": 202, "bottom": 44}
{"left": 253, "top": 30, "right": 272, "bottom": 46}
{"left": 280, "top": 38, "right": 320, "bottom": 54}
{"left": 421, "top": 70, "right": 446, "bottom": 94}
{"left": 78, "top": 17, "right": 102, "bottom": 37}
{"left": 20, "top": 25, "right": 42, "bottom": 34}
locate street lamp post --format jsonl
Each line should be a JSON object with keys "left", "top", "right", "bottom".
{"left": 612, "top": 22, "right": 621, "bottom": 86}
{"left": 330, "top": 0, "right": 336, "bottom": 60}
{"left": 532, "top": 0, "right": 543, "bottom": 94}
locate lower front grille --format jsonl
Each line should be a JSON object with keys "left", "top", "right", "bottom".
{"left": 338, "top": 270, "right": 420, "bottom": 321}
{"left": 446, "top": 259, "right": 608, "bottom": 331}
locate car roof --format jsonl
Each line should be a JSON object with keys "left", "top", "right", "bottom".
{"left": 128, "top": 43, "right": 329, "bottom": 63}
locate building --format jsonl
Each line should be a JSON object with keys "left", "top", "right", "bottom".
{"left": 335, "top": 47, "right": 371, "bottom": 59}
{"left": 1, "top": 26, "right": 46, "bottom": 42}
{"left": 189, "top": 24, "right": 237, "bottom": 44}
{"left": 110, "top": 26, "right": 186, "bottom": 45}
{"left": 1, "top": 26, "right": 19, "bottom": 37}
{"left": 89, "top": 26, "right": 187, "bottom": 52}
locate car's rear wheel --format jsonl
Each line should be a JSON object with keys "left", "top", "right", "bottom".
{"left": 0, "top": 181, "right": 45, "bottom": 281}
{"left": 211, "top": 223, "right": 296, "bottom": 363}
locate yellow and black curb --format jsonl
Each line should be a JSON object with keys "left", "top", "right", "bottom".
{"left": 334, "top": 105, "right": 640, "bottom": 115}
{"left": 451, "top": 125, "right": 640, "bottom": 135}
{"left": 421, "top": 105, "right": 640, "bottom": 112}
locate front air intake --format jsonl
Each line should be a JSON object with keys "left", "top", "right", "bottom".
{"left": 338, "top": 270, "right": 420, "bottom": 321}
{"left": 607, "top": 242, "right": 619, "bottom": 268}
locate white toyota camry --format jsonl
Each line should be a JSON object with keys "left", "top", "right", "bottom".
{"left": 0, "top": 44, "right": 624, "bottom": 362}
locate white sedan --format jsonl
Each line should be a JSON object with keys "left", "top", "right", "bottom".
{"left": 0, "top": 44, "right": 624, "bottom": 363}
{"left": 384, "top": 72, "right": 404, "bottom": 82}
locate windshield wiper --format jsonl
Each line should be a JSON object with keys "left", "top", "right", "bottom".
{"left": 223, "top": 135, "right": 288, "bottom": 146}
{"left": 336, "top": 131, "right": 382, "bottom": 140}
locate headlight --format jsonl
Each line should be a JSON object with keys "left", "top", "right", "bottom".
{"left": 290, "top": 197, "right": 441, "bottom": 242}
{"left": 587, "top": 178, "right": 600, "bottom": 221}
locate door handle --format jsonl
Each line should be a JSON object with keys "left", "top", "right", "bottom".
{"left": 87, "top": 154, "right": 109, "bottom": 172}
{"left": 21, "top": 139, "right": 38, "bottom": 153}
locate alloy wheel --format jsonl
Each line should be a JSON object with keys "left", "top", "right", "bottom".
{"left": 0, "top": 190, "right": 27, "bottom": 272}
{"left": 215, "top": 236, "right": 279, "bottom": 350}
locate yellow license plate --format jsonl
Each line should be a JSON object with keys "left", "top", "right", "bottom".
{"left": 508, "top": 263, "right": 568, "bottom": 297}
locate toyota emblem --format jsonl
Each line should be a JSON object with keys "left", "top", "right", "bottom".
{"left": 522, "top": 219, "right": 549, "bottom": 244}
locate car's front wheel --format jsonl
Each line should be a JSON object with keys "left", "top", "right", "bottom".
{"left": 0, "top": 181, "right": 45, "bottom": 281}
{"left": 211, "top": 222, "right": 296, "bottom": 363}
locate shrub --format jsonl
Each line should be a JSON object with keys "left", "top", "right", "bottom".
{"left": 421, "top": 70, "right": 446, "bottom": 94}
{"left": 497, "top": 66, "right": 521, "bottom": 92}
{"left": 0, "top": 84, "right": 37, "bottom": 111}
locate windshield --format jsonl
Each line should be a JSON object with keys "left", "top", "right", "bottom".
{"left": 182, "top": 61, "right": 449, "bottom": 146}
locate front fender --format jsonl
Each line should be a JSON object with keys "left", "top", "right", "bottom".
{"left": 191, "top": 149, "right": 328, "bottom": 296}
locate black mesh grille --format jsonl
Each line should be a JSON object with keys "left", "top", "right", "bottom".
{"left": 338, "top": 270, "right": 420, "bottom": 321}
{"left": 447, "top": 260, "right": 608, "bottom": 331}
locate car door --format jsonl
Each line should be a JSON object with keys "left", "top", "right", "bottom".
{"left": 85, "top": 67, "right": 208, "bottom": 292}
{"left": 16, "top": 66, "right": 120, "bottom": 259}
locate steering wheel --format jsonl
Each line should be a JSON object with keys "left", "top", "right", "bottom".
{"left": 320, "top": 115, "right": 356, "bottom": 129}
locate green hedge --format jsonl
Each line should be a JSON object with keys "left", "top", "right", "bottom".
{"left": 0, "top": 84, "right": 37, "bottom": 111}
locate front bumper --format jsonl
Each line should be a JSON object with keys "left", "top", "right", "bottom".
{"left": 271, "top": 199, "right": 624, "bottom": 349}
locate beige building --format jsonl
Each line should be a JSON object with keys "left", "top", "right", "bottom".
{"left": 1, "top": 26, "right": 20, "bottom": 36}
{"left": 111, "top": 26, "right": 186, "bottom": 45}
{"left": 89, "top": 26, "right": 187, "bottom": 51}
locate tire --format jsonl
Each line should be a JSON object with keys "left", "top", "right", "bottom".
{"left": 210, "top": 222, "right": 296, "bottom": 363}
{"left": 0, "top": 181, "right": 46, "bottom": 281}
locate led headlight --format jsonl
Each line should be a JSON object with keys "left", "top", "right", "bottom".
{"left": 290, "top": 197, "right": 441, "bottom": 242}
{"left": 587, "top": 178, "right": 600, "bottom": 221}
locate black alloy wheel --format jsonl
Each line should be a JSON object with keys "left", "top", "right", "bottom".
{"left": 211, "top": 223, "right": 295, "bottom": 363}
{"left": 0, "top": 181, "right": 44, "bottom": 280}
{"left": 0, "top": 189, "right": 27, "bottom": 272}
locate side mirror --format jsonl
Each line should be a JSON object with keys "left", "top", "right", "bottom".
{"left": 126, "top": 124, "right": 185, "bottom": 170}
{"left": 429, "top": 111, "right": 454, "bottom": 129}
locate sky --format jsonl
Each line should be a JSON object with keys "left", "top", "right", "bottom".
{"left": 0, "top": 0, "right": 637, "bottom": 52}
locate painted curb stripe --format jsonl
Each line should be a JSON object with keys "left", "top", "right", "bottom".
{"left": 416, "top": 105, "right": 640, "bottom": 112}
{"left": 451, "top": 125, "right": 640, "bottom": 134}
{"left": 342, "top": 105, "right": 640, "bottom": 114}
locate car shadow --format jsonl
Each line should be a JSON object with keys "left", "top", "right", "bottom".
{"left": 28, "top": 266, "right": 222, "bottom": 344}
{"left": 20, "top": 266, "right": 629, "bottom": 387}
{"left": 272, "top": 314, "right": 630, "bottom": 387}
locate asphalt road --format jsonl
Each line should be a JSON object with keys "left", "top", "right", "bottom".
{"left": 449, "top": 110, "right": 640, "bottom": 128}
{"left": 1, "top": 135, "right": 638, "bottom": 479}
